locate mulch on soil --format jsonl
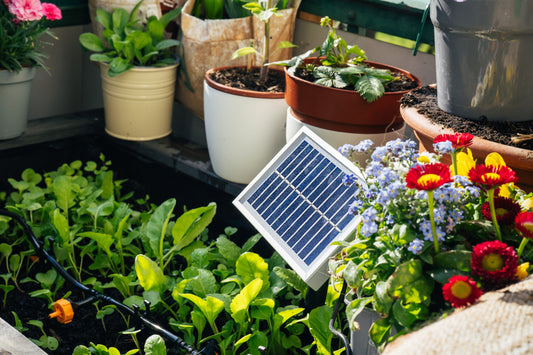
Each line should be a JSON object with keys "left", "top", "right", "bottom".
{"left": 401, "top": 86, "right": 533, "bottom": 151}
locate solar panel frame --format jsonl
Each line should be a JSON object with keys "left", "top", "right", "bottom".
{"left": 233, "top": 127, "right": 364, "bottom": 290}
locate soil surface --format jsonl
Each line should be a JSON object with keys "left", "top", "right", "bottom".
{"left": 209, "top": 66, "right": 285, "bottom": 93}
{"left": 0, "top": 268, "right": 182, "bottom": 354}
{"left": 401, "top": 86, "right": 533, "bottom": 151}
{"left": 295, "top": 67, "right": 419, "bottom": 93}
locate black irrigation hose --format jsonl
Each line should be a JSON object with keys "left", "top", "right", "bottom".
{"left": 329, "top": 280, "right": 353, "bottom": 355}
{"left": 0, "top": 208, "right": 214, "bottom": 355}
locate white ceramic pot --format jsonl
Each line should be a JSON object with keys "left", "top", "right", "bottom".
{"left": 286, "top": 108, "right": 406, "bottom": 166}
{"left": 204, "top": 67, "right": 287, "bottom": 184}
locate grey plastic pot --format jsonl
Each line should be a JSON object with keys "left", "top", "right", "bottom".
{"left": 0, "top": 67, "right": 36, "bottom": 140}
{"left": 431, "top": 0, "right": 533, "bottom": 122}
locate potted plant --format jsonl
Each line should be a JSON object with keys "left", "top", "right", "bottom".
{"left": 0, "top": 0, "right": 62, "bottom": 140}
{"left": 430, "top": 0, "right": 532, "bottom": 122}
{"left": 203, "top": 0, "right": 297, "bottom": 184}
{"left": 330, "top": 133, "right": 533, "bottom": 353}
{"left": 176, "top": 0, "right": 300, "bottom": 119}
{"left": 273, "top": 16, "right": 421, "bottom": 160}
{"left": 400, "top": 0, "right": 533, "bottom": 193}
{"left": 79, "top": 0, "right": 181, "bottom": 141}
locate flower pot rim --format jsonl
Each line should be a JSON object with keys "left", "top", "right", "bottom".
{"left": 204, "top": 66, "right": 286, "bottom": 99}
{"left": 400, "top": 105, "right": 533, "bottom": 164}
{"left": 284, "top": 59, "right": 422, "bottom": 96}
{"left": 98, "top": 61, "right": 180, "bottom": 73}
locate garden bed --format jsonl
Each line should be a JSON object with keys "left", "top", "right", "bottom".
{"left": 0, "top": 116, "right": 290, "bottom": 354}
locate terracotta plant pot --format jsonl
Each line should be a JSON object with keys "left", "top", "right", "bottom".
{"left": 401, "top": 105, "right": 533, "bottom": 193}
{"left": 204, "top": 66, "right": 287, "bottom": 184}
{"left": 284, "top": 59, "right": 422, "bottom": 134}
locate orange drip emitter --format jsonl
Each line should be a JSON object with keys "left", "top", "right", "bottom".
{"left": 49, "top": 298, "right": 74, "bottom": 324}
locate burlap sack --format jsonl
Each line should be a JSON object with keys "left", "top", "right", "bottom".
{"left": 175, "top": 0, "right": 301, "bottom": 119}
{"left": 382, "top": 276, "right": 533, "bottom": 355}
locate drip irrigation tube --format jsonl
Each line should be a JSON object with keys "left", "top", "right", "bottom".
{"left": 0, "top": 208, "right": 215, "bottom": 355}
{"left": 329, "top": 280, "right": 352, "bottom": 355}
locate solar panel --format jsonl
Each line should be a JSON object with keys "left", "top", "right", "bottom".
{"left": 233, "top": 127, "right": 363, "bottom": 290}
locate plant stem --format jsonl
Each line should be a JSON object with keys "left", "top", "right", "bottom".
{"left": 487, "top": 188, "right": 502, "bottom": 241}
{"left": 517, "top": 238, "right": 529, "bottom": 258}
{"left": 428, "top": 190, "right": 439, "bottom": 253}
{"left": 451, "top": 151, "right": 458, "bottom": 178}
{"left": 259, "top": 0, "right": 272, "bottom": 84}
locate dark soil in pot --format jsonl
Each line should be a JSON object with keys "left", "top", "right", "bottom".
{"left": 208, "top": 66, "right": 285, "bottom": 93}
{"left": 401, "top": 86, "right": 533, "bottom": 150}
{"left": 294, "top": 66, "right": 419, "bottom": 93}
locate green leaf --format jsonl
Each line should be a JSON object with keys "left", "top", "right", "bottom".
{"left": 354, "top": 74, "right": 385, "bottom": 103}
{"left": 52, "top": 209, "right": 70, "bottom": 245}
{"left": 273, "top": 266, "right": 307, "bottom": 297}
{"left": 52, "top": 175, "right": 76, "bottom": 213}
{"left": 314, "top": 66, "right": 347, "bottom": 88}
{"left": 308, "top": 305, "right": 333, "bottom": 355}
{"left": 230, "top": 278, "right": 263, "bottom": 325}
{"left": 79, "top": 33, "right": 104, "bottom": 52}
{"left": 374, "top": 281, "right": 394, "bottom": 316}
{"left": 345, "top": 297, "right": 372, "bottom": 332}
{"left": 433, "top": 250, "right": 472, "bottom": 272}
{"left": 215, "top": 235, "right": 241, "bottom": 267}
{"left": 180, "top": 294, "right": 224, "bottom": 329}
{"left": 79, "top": 232, "right": 114, "bottom": 257}
{"left": 183, "top": 267, "right": 218, "bottom": 297}
{"left": 392, "top": 300, "right": 428, "bottom": 328}
{"left": 204, "top": 0, "right": 223, "bottom": 19}
{"left": 144, "top": 198, "right": 176, "bottom": 259}
{"left": 73, "top": 345, "right": 91, "bottom": 355}
{"left": 154, "top": 39, "right": 180, "bottom": 51}
{"left": 144, "top": 334, "right": 166, "bottom": 355}
{"left": 369, "top": 317, "right": 392, "bottom": 347}
{"left": 135, "top": 255, "right": 166, "bottom": 293}
{"left": 171, "top": 203, "right": 216, "bottom": 252}
{"left": 251, "top": 298, "right": 275, "bottom": 320}
{"left": 95, "top": 8, "right": 112, "bottom": 29}
{"left": 235, "top": 252, "right": 270, "bottom": 291}
{"left": 35, "top": 269, "right": 57, "bottom": 289}
{"left": 0, "top": 243, "right": 12, "bottom": 257}
{"left": 232, "top": 47, "right": 258, "bottom": 60}
{"left": 388, "top": 259, "right": 434, "bottom": 304}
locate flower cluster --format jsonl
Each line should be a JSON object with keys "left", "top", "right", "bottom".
{"left": 1, "top": 0, "right": 62, "bottom": 72}
{"left": 332, "top": 133, "right": 533, "bottom": 348}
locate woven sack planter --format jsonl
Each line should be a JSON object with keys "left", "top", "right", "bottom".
{"left": 175, "top": 0, "right": 300, "bottom": 119}
{"left": 382, "top": 276, "right": 533, "bottom": 355}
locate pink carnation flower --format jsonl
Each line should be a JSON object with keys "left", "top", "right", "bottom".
{"left": 42, "top": 2, "right": 62, "bottom": 20}
{"left": 8, "top": 0, "right": 44, "bottom": 21}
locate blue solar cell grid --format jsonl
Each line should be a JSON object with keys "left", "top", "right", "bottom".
{"left": 245, "top": 139, "right": 358, "bottom": 266}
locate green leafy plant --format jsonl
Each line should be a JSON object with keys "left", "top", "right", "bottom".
{"left": 0, "top": 157, "right": 343, "bottom": 354}
{"left": 231, "top": 0, "right": 295, "bottom": 83}
{"left": 273, "top": 16, "right": 403, "bottom": 103}
{"left": 27, "top": 319, "right": 60, "bottom": 351}
{"left": 78, "top": 0, "right": 181, "bottom": 77}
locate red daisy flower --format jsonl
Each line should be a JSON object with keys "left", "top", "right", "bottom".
{"left": 405, "top": 163, "right": 452, "bottom": 191}
{"left": 471, "top": 240, "right": 518, "bottom": 286}
{"left": 481, "top": 197, "right": 521, "bottom": 225}
{"left": 468, "top": 164, "right": 519, "bottom": 189}
{"left": 515, "top": 211, "right": 533, "bottom": 239}
{"left": 434, "top": 133, "right": 474, "bottom": 149}
{"left": 442, "top": 275, "right": 482, "bottom": 308}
